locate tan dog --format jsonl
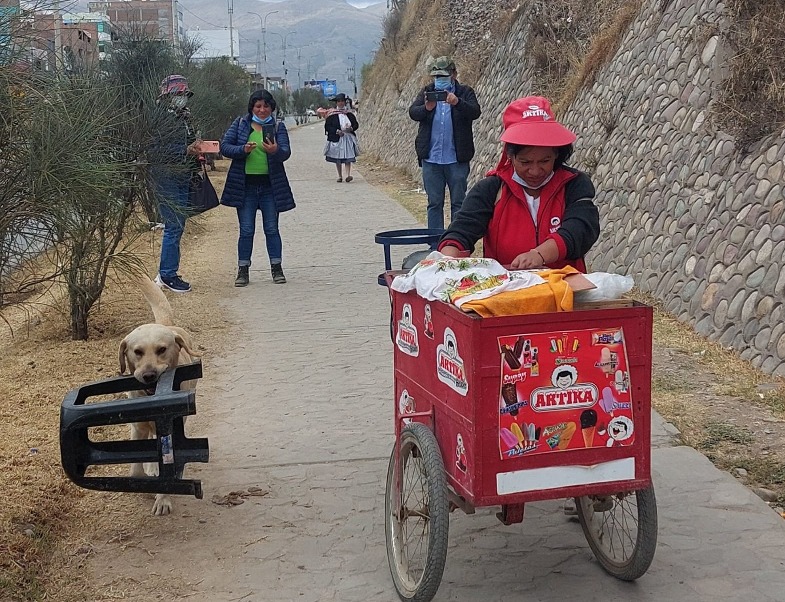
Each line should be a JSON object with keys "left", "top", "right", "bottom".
{"left": 119, "top": 274, "right": 199, "bottom": 516}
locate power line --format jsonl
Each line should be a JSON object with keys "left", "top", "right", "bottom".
{"left": 180, "top": 4, "right": 226, "bottom": 30}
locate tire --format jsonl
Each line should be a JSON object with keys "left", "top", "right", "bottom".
{"left": 575, "top": 486, "right": 658, "bottom": 580}
{"left": 385, "top": 423, "right": 449, "bottom": 602}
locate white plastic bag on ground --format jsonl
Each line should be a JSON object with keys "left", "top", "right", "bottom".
{"left": 390, "top": 252, "right": 545, "bottom": 307}
{"left": 575, "top": 273, "right": 635, "bottom": 302}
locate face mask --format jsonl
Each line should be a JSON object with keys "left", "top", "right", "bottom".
{"left": 171, "top": 95, "right": 187, "bottom": 110}
{"left": 252, "top": 114, "right": 273, "bottom": 124}
{"left": 434, "top": 77, "right": 452, "bottom": 91}
{"left": 512, "top": 170, "right": 555, "bottom": 190}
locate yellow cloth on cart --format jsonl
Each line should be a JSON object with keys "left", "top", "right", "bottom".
{"left": 460, "top": 266, "right": 579, "bottom": 316}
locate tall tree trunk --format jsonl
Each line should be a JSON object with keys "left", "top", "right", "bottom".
{"left": 70, "top": 289, "right": 89, "bottom": 340}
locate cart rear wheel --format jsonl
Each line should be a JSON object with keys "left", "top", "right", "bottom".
{"left": 385, "top": 423, "right": 449, "bottom": 602}
{"left": 575, "top": 486, "right": 657, "bottom": 580}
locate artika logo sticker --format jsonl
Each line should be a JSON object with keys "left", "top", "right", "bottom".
{"left": 436, "top": 327, "right": 468, "bottom": 396}
{"left": 396, "top": 303, "right": 419, "bottom": 357}
{"left": 529, "top": 365, "right": 599, "bottom": 412}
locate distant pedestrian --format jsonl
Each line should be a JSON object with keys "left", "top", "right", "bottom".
{"left": 152, "top": 74, "right": 202, "bottom": 293}
{"left": 323, "top": 93, "right": 359, "bottom": 183}
{"left": 220, "top": 89, "right": 296, "bottom": 286}
{"left": 408, "top": 56, "right": 481, "bottom": 233}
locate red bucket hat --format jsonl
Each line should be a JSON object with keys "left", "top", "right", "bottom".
{"left": 500, "top": 96, "right": 576, "bottom": 147}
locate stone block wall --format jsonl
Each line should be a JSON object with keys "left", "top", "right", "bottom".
{"left": 361, "top": 0, "right": 785, "bottom": 376}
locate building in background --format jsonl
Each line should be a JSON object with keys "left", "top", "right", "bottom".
{"left": 87, "top": 0, "right": 182, "bottom": 46}
{"left": 0, "top": 0, "right": 20, "bottom": 62}
{"left": 63, "top": 12, "right": 113, "bottom": 61}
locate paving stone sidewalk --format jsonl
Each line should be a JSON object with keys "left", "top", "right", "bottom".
{"left": 94, "top": 123, "right": 785, "bottom": 602}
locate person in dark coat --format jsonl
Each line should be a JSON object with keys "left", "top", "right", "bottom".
{"left": 323, "top": 93, "right": 360, "bottom": 182}
{"left": 220, "top": 89, "right": 296, "bottom": 286}
{"left": 408, "top": 56, "right": 481, "bottom": 233}
{"left": 151, "top": 74, "right": 202, "bottom": 293}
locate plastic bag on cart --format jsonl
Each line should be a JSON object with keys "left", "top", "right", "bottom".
{"left": 390, "top": 251, "right": 544, "bottom": 307}
{"left": 574, "top": 272, "right": 634, "bottom": 302}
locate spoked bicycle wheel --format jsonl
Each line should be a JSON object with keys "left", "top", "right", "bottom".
{"left": 385, "top": 423, "right": 449, "bottom": 602}
{"left": 575, "top": 486, "right": 658, "bottom": 580}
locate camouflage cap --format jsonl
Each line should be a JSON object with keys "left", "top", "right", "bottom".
{"left": 427, "top": 55, "right": 455, "bottom": 76}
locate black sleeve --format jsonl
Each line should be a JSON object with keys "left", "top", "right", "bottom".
{"left": 349, "top": 113, "right": 359, "bottom": 132}
{"left": 439, "top": 176, "right": 502, "bottom": 253}
{"left": 408, "top": 87, "right": 430, "bottom": 121}
{"left": 559, "top": 171, "right": 600, "bottom": 259}
{"left": 454, "top": 85, "right": 481, "bottom": 120}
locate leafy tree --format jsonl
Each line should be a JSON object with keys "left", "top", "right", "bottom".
{"left": 291, "top": 87, "right": 327, "bottom": 114}
{"left": 27, "top": 75, "right": 144, "bottom": 338}
{"left": 270, "top": 88, "right": 290, "bottom": 116}
{"left": 185, "top": 57, "right": 250, "bottom": 140}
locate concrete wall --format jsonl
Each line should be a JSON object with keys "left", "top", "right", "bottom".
{"left": 361, "top": 0, "right": 785, "bottom": 376}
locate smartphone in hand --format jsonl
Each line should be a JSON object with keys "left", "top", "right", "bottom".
{"left": 197, "top": 140, "right": 220, "bottom": 153}
{"left": 425, "top": 90, "right": 448, "bottom": 103}
{"left": 261, "top": 123, "right": 276, "bottom": 143}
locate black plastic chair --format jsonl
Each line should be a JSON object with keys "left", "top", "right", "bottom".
{"left": 60, "top": 362, "right": 208, "bottom": 498}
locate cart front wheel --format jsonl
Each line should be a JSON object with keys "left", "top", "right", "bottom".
{"left": 385, "top": 423, "right": 449, "bottom": 602}
{"left": 575, "top": 486, "right": 657, "bottom": 581}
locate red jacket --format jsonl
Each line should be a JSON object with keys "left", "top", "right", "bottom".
{"left": 439, "top": 164, "right": 599, "bottom": 271}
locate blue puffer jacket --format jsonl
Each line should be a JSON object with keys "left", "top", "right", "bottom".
{"left": 220, "top": 115, "right": 296, "bottom": 212}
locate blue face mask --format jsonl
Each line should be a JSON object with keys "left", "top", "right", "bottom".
{"left": 252, "top": 114, "right": 273, "bottom": 124}
{"left": 434, "top": 77, "right": 452, "bottom": 91}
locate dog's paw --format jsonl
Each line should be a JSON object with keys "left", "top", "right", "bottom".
{"left": 151, "top": 494, "right": 173, "bottom": 516}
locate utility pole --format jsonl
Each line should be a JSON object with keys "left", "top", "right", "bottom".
{"left": 53, "top": 0, "right": 62, "bottom": 70}
{"left": 297, "top": 47, "right": 302, "bottom": 90}
{"left": 347, "top": 53, "right": 357, "bottom": 97}
{"left": 256, "top": 39, "right": 261, "bottom": 85}
{"left": 172, "top": 0, "right": 179, "bottom": 48}
{"left": 227, "top": 0, "right": 234, "bottom": 62}
{"left": 248, "top": 10, "right": 278, "bottom": 88}
{"left": 283, "top": 31, "right": 295, "bottom": 91}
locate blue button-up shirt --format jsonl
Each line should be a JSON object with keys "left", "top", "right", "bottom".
{"left": 426, "top": 89, "right": 457, "bottom": 165}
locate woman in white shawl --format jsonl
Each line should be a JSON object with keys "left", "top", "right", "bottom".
{"left": 323, "top": 93, "right": 359, "bottom": 182}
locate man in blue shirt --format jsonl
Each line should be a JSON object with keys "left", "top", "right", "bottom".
{"left": 409, "top": 56, "right": 481, "bottom": 233}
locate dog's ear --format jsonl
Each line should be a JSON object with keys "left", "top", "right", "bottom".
{"left": 118, "top": 339, "right": 128, "bottom": 374}
{"left": 174, "top": 333, "right": 201, "bottom": 359}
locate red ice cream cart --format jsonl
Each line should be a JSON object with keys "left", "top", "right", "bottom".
{"left": 381, "top": 255, "right": 657, "bottom": 601}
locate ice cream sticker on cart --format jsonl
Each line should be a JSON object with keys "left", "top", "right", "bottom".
{"left": 423, "top": 304, "right": 435, "bottom": 339}
{"left": 436, "top": 327, "right": 468, "bottom": 396}
{"left": 455, "top": 433, "right": 467, "bottom": 473}
{"left": 497, "top": 327, "right": 635, "bottom": 458}
{"left": 395, "top": 303, "right": 419, "bottom": 357}
{"left": 398, "top": 389, "right": 416, "bottom": 424}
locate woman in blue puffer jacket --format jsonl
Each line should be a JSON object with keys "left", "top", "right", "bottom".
{"left": 220, "top": 89, "right": 296, "bottom": 286}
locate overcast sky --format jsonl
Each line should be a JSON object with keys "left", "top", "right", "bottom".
{"left": 259, "top": 0, "right": 383, "bottom": 5}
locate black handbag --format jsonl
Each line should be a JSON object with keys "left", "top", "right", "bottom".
{"left": 188, "top": 166, "right": 219, "bottom": 215}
